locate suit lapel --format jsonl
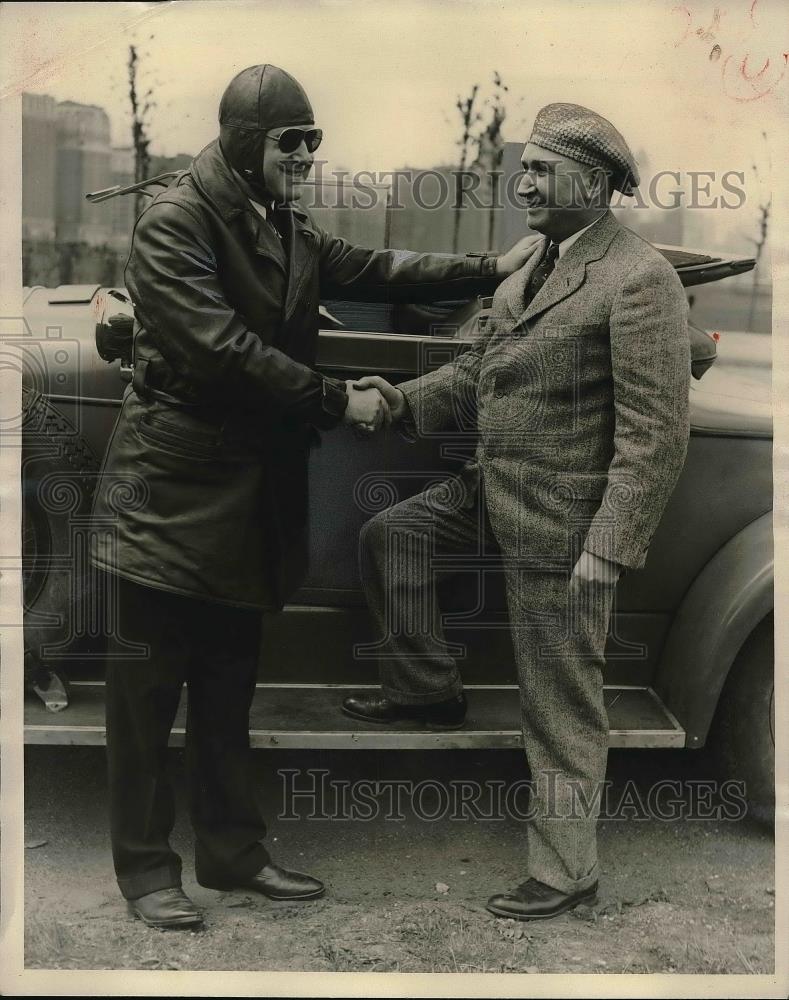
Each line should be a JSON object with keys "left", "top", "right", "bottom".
{"left": 192, "top": 139, "right": 287, "bottom": 275}
{"left": 520, "top": 255, "right": 586, "bottom": 324}
{"left": 520, "top": 211, "right": 621, "bottom": 325}
{"left": 241, "top": 205, "right": 314, "bottom": 318}
{"left": 246, "top": 209, "right": 288, "bottom": 272}
{"left": 283, "top": 208, "right": 318, "bottom": 320}
{"left": 504, "top": 236, "right": 547, "bottom": 321}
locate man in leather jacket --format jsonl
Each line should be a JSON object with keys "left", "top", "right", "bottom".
{"left": 90, "top": 63, "right": 534, "bottom": 928}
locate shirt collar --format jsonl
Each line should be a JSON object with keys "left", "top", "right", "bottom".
{"left": 226, "top": 164, "right": 271, "bottom": 221}
{"left": 249, "top": 198, "right": 268, "bottom": 220}
{"left": 557, "top": 215, "right": 605, "bottom": 258}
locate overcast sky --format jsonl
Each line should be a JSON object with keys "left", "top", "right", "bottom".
{"left": 2, "top": 0, "right": 787, "bottom": 249}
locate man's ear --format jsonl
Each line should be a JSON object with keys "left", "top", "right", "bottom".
{"left": 588, "top": 166, "right": 612, "bottom": 208}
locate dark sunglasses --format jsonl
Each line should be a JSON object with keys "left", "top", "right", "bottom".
{"left": 267, "top": 127, "right": 323, "bottom": 154}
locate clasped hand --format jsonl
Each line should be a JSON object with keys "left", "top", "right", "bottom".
{"left": 342, "top": 377, "right": 406, "bottom": 435}
{"left": 569, "top": 550, "right": 621, "bottom": 598}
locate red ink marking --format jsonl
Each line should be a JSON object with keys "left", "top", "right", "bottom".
{"left": 673, "top": 2, "right": 788, "bottom": 102}
{"left": 741, "top": 54, "right": 770, "bottom": 79}
{"left": 695, "top": 7, "right": 724, "bottom": 42}
{"left": 721, "top": 47, "right": 787, "bottom": 101}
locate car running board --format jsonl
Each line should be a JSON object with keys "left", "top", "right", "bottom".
{"left": 24, "top": 682, "right": 685, "bottom": 749}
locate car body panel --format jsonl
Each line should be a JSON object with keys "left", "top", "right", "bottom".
{"left": 654, "top": 511, "right": 774, "bottom": 745}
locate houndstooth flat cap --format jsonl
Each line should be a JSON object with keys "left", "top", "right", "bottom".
{"left": 529, "top": 103, "right": 640, "bottom": 196}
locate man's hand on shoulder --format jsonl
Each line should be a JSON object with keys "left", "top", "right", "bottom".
{"left": 495, "top": 234, "right": 543, "bottom": 277}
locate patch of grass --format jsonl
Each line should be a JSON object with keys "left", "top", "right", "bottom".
{"left": 396, "top": 905, "right": 536, "bottom": 973}
{"left": 25, "top": 909, "right": 201, "bottom": 971}
{"left": 314, "top": 929, "right": 400, "bottom": 973}
{"left": 24, "top": 896, "right": 774, "bottom": 975}
{"left": 646, "top": 934, "right": 761, "bottom": 976}
{"left": 25, "top": 913, "right": 79, "bottom": 967}
{"left": 680, "top": 938, "right": 732, "bottom": 975}
{"left": 316, "top": 936, "right": 357, "bottom": 971}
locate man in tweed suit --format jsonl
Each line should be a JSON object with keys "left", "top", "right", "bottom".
{"left": 342, "top": 104, "right": 691, "bottom": 919}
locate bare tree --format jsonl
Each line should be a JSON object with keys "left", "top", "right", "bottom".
{"left": 473, "top": 72, "right": 509, "bottom": 251}
{"left": 128, "top": 42, "right": 155, "bottom": 218}
{"left": 450, "top": 73, "right": 515, "bottom": 253}
{"left": 451, "top": 83, "right": 481, "bottom": 253}
{"left": 746, "top": 133, "right": 771, "bottom": 334}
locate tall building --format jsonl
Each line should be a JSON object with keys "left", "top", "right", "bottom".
{"left": 22, "top": 93, "right": 58, "bottom": 240}
{"left": 55, "top": 100, "right": 112, "bottom": 245}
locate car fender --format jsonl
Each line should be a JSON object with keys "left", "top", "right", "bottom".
{"left": 653, "top": 510, "right": 773, "bottom": 747}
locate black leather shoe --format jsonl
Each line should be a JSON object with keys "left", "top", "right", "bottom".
{"left": 341, "top": 691, "right": 467, "bottom": 730}
{"left": 486, "top": 878, "right": 598, "bottom": 921}
{"left": 127, "top": 887, "right": 203, "bottom": 928}
{"left": 245, "top": 863, "right": 324, "bottom": 901}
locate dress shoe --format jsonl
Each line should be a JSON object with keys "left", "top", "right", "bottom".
{"left": 245, "top": 862, "right": 324, "bottom": 900}
{"left": 341, "top": 691, "right": 467, "bottom": 730}
{"left": 486, "top": 878, "right": 598, "bottom": 921}
{"left": 127, "top": 887, "right": 203, "bottom": 928}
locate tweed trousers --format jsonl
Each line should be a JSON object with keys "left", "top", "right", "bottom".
{"left": 359, "top": 475, "right": 615, "bottom": 895}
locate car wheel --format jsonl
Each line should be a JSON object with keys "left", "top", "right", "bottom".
{"left": 710, "top": 614, "right": 774, "bottom": 827}
{"left": 22, "top": 386, "right": 100, "bottom": 711}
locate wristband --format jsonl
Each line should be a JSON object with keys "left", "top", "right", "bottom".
{"left": 466, "top": 252, "right": 498, "bottom": 277}
{"left": 320, "top": 376, "right": 348, "bottom": 418}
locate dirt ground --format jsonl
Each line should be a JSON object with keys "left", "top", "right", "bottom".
{"left": 22, "top": 745, "right": 774, "bottom": 976}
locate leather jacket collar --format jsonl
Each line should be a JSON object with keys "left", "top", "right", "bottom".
{"left": 190, "top": 139, "right": 312, "bottom": 229}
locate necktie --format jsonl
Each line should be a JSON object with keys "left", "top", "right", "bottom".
{"left": 269, "top": 206, "right": 291, "bottom": 251}
{"left": 528, "top": 241, "right": 560, "bottom": 302}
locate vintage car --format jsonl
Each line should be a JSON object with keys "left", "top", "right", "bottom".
{"left": 17, "top": 189, "right": 773, "bottom": 824}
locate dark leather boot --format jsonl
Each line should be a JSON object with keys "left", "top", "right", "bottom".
{"left": 341, "top": 690, "right": 467, "bottom": 730}
{"left": 246, "top": 863, "right": 324, "bottom": 900}
{"left": 486, "top": 878, "right": 598, "bottom": 921}
{"left": 127, "top": 887, "right": 203, "bottom": 928}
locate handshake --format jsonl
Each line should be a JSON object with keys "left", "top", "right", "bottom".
{"left": 342, "top": 377, "right": 407, "bottom": 435}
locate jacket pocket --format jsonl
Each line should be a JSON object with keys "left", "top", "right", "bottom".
{"left": 136, "top": 408, "right": 224, "bottom": 461}
{"left": 536, "top": 471, "right": 608, "bottom": 505}
{"left": 539, "top": 322, "right": 607, "bottom": 339}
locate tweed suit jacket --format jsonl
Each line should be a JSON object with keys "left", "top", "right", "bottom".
{"left": 398, "top": 211, "right": 691, "bottom": 570}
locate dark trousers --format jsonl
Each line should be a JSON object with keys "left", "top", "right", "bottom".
{"left": 104, "top": 574, "right": 270, "bottom": 900}
{"left": 359, "top": 479, "right": 614, "bottom": 895}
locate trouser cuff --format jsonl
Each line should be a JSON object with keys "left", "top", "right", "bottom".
{"left": 529, "top": 862, "right": 599, "bottom": 897}
{"left": 195, "top": 843, "right": 272, "bottom": 891}
{"left": 118, "top": 863, "right": 183, "bottom": 901}
{"left": 380, "top": 678, "right": 463, "bottom": 706}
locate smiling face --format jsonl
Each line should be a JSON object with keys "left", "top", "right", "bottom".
{"left": 517, "top": 142, "right": 610, "bottom": 241}
{"left": 261, "top": 126, "right": 315, "bottom": 204}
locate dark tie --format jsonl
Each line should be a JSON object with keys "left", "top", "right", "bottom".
{"left": 528, "top": 241, "right": 560, "bottom": 302}
{"left": 269, "top": 206, "right": 291, "bottom": 252}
